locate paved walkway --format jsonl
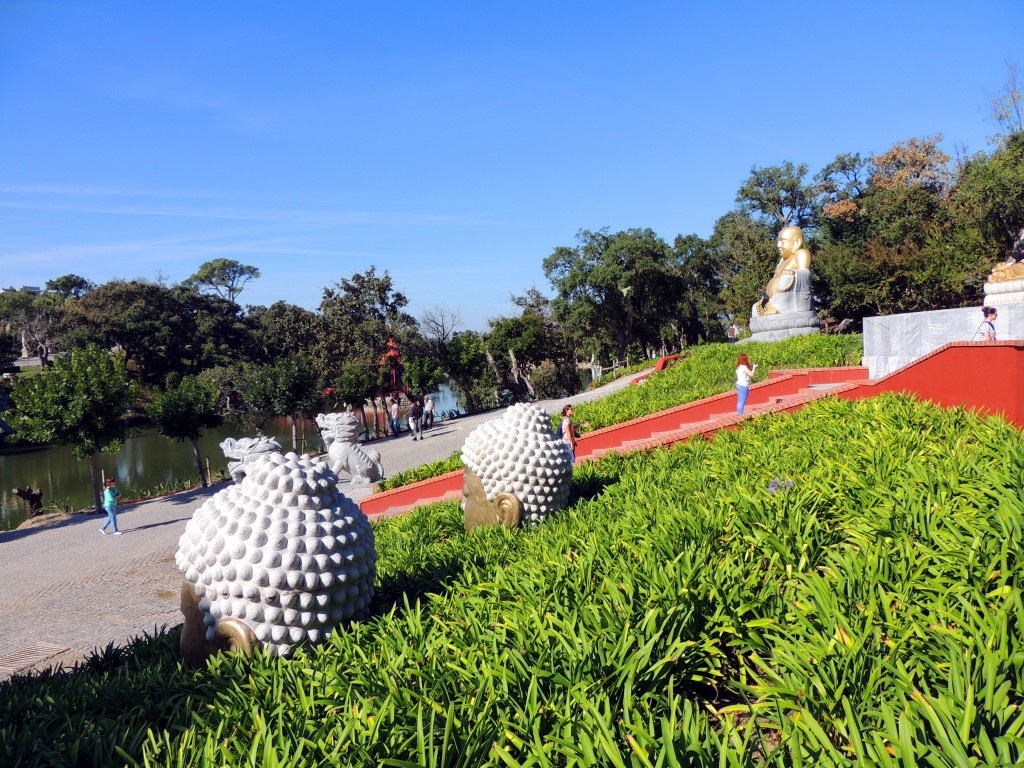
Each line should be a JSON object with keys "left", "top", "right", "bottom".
{"left": 0, "top": 370, "right": 648, "bottom": 678}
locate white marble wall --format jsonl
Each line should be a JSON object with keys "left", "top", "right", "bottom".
{"left": 863, "top": 305, "right": 1024, "bottom": 379}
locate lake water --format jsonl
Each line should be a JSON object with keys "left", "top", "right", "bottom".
{"left": 0, "top": 385, "right": 463, "bottom": 530}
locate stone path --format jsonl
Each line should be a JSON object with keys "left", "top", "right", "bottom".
{"left": 0, "top": 370, "right": 648, "bottom": 679}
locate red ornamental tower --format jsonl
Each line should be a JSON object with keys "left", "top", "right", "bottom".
{"left": 379, "top": 335, "right": 406, "bottom": 398}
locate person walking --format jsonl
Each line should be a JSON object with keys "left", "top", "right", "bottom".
{"left": 559, "top": 404, "right": 578, "bottom": 464}
{"left": 974, "top": 307, "right": 997, "bottom": 341}
{"left": 99, "top": 477, "right": 123, "bottom": 535}
{"left": 408, "top": 397, "right": 423, "bottom": 441}
{"left": 727, "top": 322, "right": 737, "bottom": 343}
{"left": 736, "top": 354, "right": 757, "bottom": 415}
{"left": 424, "top": 396, "right": 435, "bottom": 429}
{"left": 389, "top": 398, "right": 401, "bottom": 437}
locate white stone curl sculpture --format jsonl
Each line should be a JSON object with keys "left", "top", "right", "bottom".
{"left": 175, "top": 452, "right": 376, "bottom": 659}
{"left": 315, "top": 412, "right": 384, "bottom": 484}
{"left": 460, "top": 403, "right": 572, "bottom": 529}
{"left": 219, "top": 435, "right": 283, "bottom": 484}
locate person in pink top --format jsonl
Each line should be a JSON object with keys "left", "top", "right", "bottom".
{"left": 736, "top": 354, "right": 758, "bottom": 415}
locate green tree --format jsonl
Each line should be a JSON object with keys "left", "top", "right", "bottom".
{"left": 329, "top": 361, "right": 382, "bottom": 438}
{"left": 184, "top": 258, "right": 261, "bottom": 303}
{"left": 735, "top": 161, "right": 818, "bottom": 229}
{"left": 544, "top": 229, "right": 680, "bottom": 362}
{"left": 56, "top": 280, "right": 189, "bottom": 384}
{"left": 953, "top": 131, "right": 1024, "bottom": 258}
{"left": 710, "top": 211, "right": 777, "bottom": 321}
{"left": 672, "top": 233, "right": 726, "bottom": 345}
{"left": 247, "top": 301, "right": 318, "bottom": 362}
{"left": 989, "top": 61, "right": 1023, "bottom": 141}
{"left": 0, "top": 330, "right": 19, "bottom": 368}
{"left": 417, "top": 306, "right": 489, "bottom": 413}
{"left": 0, "top": 288, "right": 56, "bottom": 362}
{"left": 313, "top": 267, "right": 416, "bottom": 386}
{"left": 242, "top": 355, "right": 323, "bottom": 451}
{"left": 147, "top": 375, "right": 223, "bottom": 487}
{"left": 45, "top": 274, "right": 96, "bottom": 301}
{"left": 486, "top": 289, "right": 578, "bottom": 404}
{"left": 8, "top": 345, "right": 135, "bottom": 513}
{"left": 56, "top": 280, "right": 256, "bottom": 384}
{"left": 812, "top": 135, "right": 985, "bottom": 320}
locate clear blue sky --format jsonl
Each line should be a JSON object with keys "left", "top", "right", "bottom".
{"left": 2, "top": 1, "right": 1020, "bottom": 330}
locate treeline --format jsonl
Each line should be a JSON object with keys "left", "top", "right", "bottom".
{"left": 0, "top": 264, "right": 574, "bottom": 416}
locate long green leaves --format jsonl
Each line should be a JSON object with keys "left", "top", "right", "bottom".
{"left": 1, "top": 393, "right": 1022, "bottom": 766}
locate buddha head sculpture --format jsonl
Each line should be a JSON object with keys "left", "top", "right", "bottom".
{"left": 460, "top": 403, "right": 573, "bottom": 530}
{"left": 175, "top": 451, "right": 376, "bottom": 666}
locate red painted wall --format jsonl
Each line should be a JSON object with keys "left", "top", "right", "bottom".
{"left": 837, "top": 342, "right": 1023, "bottom": 427}
{"left": 359, "top": 469, "right": 464, "bottom": 517}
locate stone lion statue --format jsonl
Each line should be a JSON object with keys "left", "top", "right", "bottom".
{"left": 314, "top": 412, "right": 384, "bottom": 484}
{"left": 219, "top": 435, "right": 283, "bottom": 484}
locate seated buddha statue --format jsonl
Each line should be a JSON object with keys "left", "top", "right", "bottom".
{"left": 988, "top": 227, "right": 1024, "bottom": 283}
{"left": 754, "top": 225, "right": 814, "bottom": 316}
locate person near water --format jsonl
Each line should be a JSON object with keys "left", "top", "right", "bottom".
{"left": 424, "top": 396, "right": 435, "bottom": 428}
{"left": 389, "top": 398, "right": 401, "bottom": 437}
{"left": 409, "top": 397, "right": 423, "bottom": 441}
{"left": 99, "top": 477, "right": 123, "bottom": 535}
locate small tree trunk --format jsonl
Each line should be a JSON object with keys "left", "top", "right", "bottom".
{"left": 89, "top": 452, "right": 103, "bottom": 513}
{"left": 290, "top": 415, "right": 298, "bottom": 452}
{"left": 358, "top": 404, "right": 369, "bottom": 441}
{"left": 191, "top": 438, "right": 207, "bottom": 487}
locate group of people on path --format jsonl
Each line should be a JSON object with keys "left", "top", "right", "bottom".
{"left": 388, "top": 394, "right": 435, "bottom": 440}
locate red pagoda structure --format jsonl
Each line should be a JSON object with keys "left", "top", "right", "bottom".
{"left": 379, "top": 335, "right": 407, "bottom": 399}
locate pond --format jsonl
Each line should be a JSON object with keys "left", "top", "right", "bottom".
{"left": 0, "top": 385, "right": 463, "bottom": 531}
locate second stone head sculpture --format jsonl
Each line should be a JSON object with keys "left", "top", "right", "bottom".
{"left": 460, "top": 403, "right": 573, "bottom": 530}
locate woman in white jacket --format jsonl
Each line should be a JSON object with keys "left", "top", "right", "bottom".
{"left": 736, "top": 354, "right": 757, "bottom": 415}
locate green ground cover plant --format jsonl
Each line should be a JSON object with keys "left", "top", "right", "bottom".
{"left": 381, "top": 335, "right": 863, "bottom": 493}
{"left": 1, "top": 393, "right": 1021, "bottom": 766}
{"left": 377, "top": 452, "right": 464, "bottom": 492}
{"left": 589, "top": 358, "right": 659, "bottom": 389}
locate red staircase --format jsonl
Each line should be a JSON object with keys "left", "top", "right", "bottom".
{"left": 358, "top": 343, "right": 1024, "bottom": 521}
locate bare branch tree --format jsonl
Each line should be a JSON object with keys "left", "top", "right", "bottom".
{"left": 421, "top": 305, "right": 463, "bottom": 345}
{"left": 990, "top": 61, "right": 1023, "bottom": 141}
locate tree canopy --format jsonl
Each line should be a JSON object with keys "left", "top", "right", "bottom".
{"left": 147, "top": 375, "right": 223, "bottom": 487}
{"left": 8, "top": 345, "right": 135, "bottom": 511}
{"left": 184, "top": 259, "right": 261, "bottom": 303}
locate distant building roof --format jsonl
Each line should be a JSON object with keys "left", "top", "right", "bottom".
{"left": 1, "top": 286, "right": 42, "bottom": 294}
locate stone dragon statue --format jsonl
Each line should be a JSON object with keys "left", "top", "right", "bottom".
{"left": 219, "top": 435, "right": 283, "bottom": 484}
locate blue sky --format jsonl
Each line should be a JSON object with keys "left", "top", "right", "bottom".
{"left": 1, "top": 1, "right": 1021, "bottom": 331}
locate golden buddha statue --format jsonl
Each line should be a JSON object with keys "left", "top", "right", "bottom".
{"left": 988, "top": 227, "right": 1024, "bottom": 283}
{"left": 755, "top": 225, "right": 813, "bottom": 316}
